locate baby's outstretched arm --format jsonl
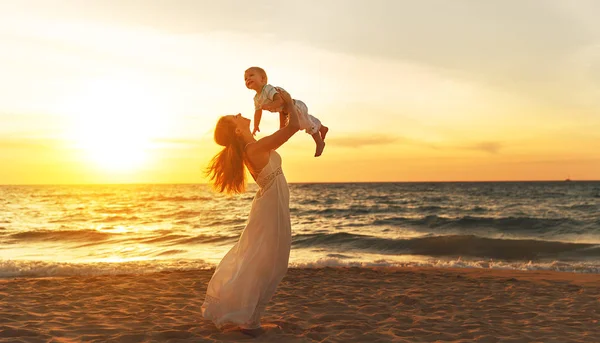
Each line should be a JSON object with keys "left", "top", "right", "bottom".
{"left": 252, "top": 109, "right": 262, "bottom": 136}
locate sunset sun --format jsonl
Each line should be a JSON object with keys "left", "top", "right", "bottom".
{"left": 63, "top": 76, "right": 168, "bottom": 173}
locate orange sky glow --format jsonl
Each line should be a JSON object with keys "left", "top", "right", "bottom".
{"left": 1, "top": 1, "right": 599, "bottom": 184}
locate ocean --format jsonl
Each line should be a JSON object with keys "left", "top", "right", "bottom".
{"left": 1, "top": 182, "right": 599, "bottom": 277}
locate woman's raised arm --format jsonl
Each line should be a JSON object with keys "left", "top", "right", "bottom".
{"left": 249, "top": 88, "right": 300, "bottom": 153}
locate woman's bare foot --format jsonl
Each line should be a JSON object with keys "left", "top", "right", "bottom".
{"left": 320, "top": 126, "right": 329, "bottom": 140}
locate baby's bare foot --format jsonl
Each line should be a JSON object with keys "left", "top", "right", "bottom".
{"left": 314, "top": 140, "right": 325, "bottom": 157}
{"left": 321, "top": 126, "right": 329, "bottom": 140}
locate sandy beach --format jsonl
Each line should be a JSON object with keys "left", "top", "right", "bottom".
{"left": 1, "top": 267, "right": 598, "bottom": 343}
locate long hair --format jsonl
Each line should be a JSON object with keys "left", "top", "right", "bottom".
{"left": 206, "top": 116, "right": 247, "bottom": 194}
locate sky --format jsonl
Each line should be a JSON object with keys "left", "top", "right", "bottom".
{"left": 0, "top": 0, "right": 599, "bottom": 184}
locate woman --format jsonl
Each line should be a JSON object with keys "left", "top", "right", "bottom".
{"left": 201, "top": 88, "right": 300, "bottom": 333}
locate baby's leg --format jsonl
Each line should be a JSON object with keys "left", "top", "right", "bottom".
{"left": 295, "top": 101, "right": 326, "bottom": 157}
{"left": 309, "top": 117, "right": 326, "bottom": 157}
{"left": 306, "top": 114, "right": 325, "bottom": 157}
{"left": 312, "top": 131, "right": 325, "bottom": 157}
{"left": 307, "top": 114, "right": 328, "bottom": 142}
{"left": 320, "top": 125, "right": 329, "bottom": 140}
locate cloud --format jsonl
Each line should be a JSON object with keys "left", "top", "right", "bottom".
{"left": 327, "top": 134, "right": 406, "bottom": 148}
{"left": 3, "top": 1, "right": 600, "bottom": 122}
{"left": 81, "top": 1, "right": 596, "bottom": 111}
{"left": 508, "top": 157, "right": 600, "bottom": 165}
{"left": 461, "top": 141, "right": 504, "bottom": 154}
{"left": 324, "top": 134, "right": 501, "bottom": 152}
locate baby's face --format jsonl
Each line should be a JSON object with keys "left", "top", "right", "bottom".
{"left": 244, "top": 70, "right": 265, "bottom": 91}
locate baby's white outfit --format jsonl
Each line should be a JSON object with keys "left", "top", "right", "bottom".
{"left": 254, "top": 84, "right": 321, "bottom": 135}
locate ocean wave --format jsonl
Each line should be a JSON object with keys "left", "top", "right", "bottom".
{"left": 172, "top": 234, "right": 238, "bottom": 245}
{"left": 364, "top": 195, "right": 394, "bottom": 201}
{"left": 2, "top": 182, "right": 599, "bottom": 277}
{"left": 298, "top": 205, "right": 409, "bottom": 216}
{"left": 325, "top": 253, "right": 352, "bottom": 259}
{"left": 565, "top": 204, "right": 600, "bottom": 211}
{"left": 92, "top": 215, "right": 142, "bottom": 223}
{"left": 157, "top": 210, "right": 205, "bottom": 220}
{"left": 2, "top": 257, "right": 596, "bottom": 278}
{"left": 315, "top": 207, "right": 383, "bottom": 215}
{"left": 371, "top": 215, "right": 583, "bottom": 233}
{"left": 154, "top": 249, "right": 187, "bottom": 257}
{"left": 8, "top": 229, "right": 113, "bottom": 242}
{"left": 204, "top": 218, "right": 247, "bottom": 227}
{"left": 138, "top": 234, "right": 190, "bottom": 244}
{"left": 48, "top": 213, "right": 91, "bottom": 223}
{"left": 100, "top": 207, "right": 138, "bottom": 215}
{"left": 142, "top": 195, "right": 212, "bottom": 202}
{"left": 0, "top": 259, "right": 211, "bottom": 278}
{"left": 296, "top": 199, "right": 320, "bottom": 205}
{"left": 290, "top": 258, "right": 600, "bottom": 273}
{"left": 30, "top": 192, "right": 118, "bottom": 199}
{"left": 69, "top": 233, "right": 236, "bottom": 246}
{"left": 291, "top": 233, "right": 600, "bottom": 260}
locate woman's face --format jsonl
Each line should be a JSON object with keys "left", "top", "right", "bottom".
{"left": 230, "top": 113, "right": 251, "bottom": 132}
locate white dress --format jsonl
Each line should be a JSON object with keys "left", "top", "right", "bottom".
{"left": 201, "top": 151, "right": 291, "bottom": 329}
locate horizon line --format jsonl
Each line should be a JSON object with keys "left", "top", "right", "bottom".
{"left": 1, "top": 179, "right": 598, "bottom": 186}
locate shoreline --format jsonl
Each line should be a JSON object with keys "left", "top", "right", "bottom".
{"left": 2, "top": 264, "right": 600, "bottom": 280}
{"left": 2, "top": 258, "right": 599, "bottom": 280}
{"left": 1, "top": 267, "right": 598, "bottom": 342}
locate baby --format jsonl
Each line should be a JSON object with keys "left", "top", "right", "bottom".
{"left": 244, "top": 66, "right": 329, "bottom": 157}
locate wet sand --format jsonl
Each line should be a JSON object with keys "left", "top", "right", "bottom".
{"left": 1, "top": 267, "right": 598, "bottom": 342}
